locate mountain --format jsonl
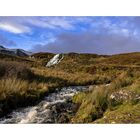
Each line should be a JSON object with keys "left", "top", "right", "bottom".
{"left": 0, "top": 45, "right": 5, "bottom": 50}
{"left": 0, "top": 45, "right": 32, "bottom": 57}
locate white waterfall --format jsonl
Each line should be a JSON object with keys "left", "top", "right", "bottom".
{"left": 46, "top": 54, "right": 64, "bottom": 67}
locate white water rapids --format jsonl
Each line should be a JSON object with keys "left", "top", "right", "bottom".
{"left": 0, "top": 86, "right": 88, "bottom": 124}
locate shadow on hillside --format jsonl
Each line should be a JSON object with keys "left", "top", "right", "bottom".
{"left": 34, "top": 74, "right": 71, "bottom": 86}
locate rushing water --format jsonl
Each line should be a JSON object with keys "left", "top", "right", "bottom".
{"left": 0, "top": 86, "right": 88, "bottom": 124}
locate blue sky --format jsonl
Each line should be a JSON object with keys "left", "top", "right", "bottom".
{"left": 0, "top": 16, "right": 140, "bottom": 54}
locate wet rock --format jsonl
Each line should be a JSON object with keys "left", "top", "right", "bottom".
{"left": 44, "top": 101, "right": 78, "bottom": 123}
{"left": 0, "top": 86, "right": 89, "bottom": 124}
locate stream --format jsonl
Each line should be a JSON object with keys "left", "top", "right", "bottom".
{"left": 0, "top": 86, "right": 89, "bottom": 124}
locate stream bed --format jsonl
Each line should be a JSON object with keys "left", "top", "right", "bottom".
{"left": 0, "top": 86, "right": 89, "bottom": 124}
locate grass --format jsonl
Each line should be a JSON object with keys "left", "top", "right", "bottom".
{"left": 71, "top": 71, "right": 140, "bottom": 123}
{"left": 0, "top": 57, "right": 113, "bottom": 117}
{"left": 0, "top": 60, "right": 34, "bottom": 80}
{"left": 1, "top": 52, "right": 140, "bottom": 123}
{"left": 94, "top": 103, "right": 140, "bottom": 124}
{"left": 0, "top": 60, "right": 54, "bottom": 116}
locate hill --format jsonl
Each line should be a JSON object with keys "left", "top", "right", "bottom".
{"left": 1, "top": 51, "right": 140, "bottom": 123}
{"left": 0, "top": 45, "right": 32, "bottom": 57}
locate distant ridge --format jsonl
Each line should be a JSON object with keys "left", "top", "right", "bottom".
{"left": 0, "top": 45, "right": 32, "bottom": 57}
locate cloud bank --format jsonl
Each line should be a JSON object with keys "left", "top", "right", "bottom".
{"left": 1, "top": 17, "right": 140, "bottom": 54}
{"left": 32, "top": 31, "right": 140, "bottom": 55}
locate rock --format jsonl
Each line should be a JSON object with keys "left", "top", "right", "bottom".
{"left": 110, "top": 90, "right": 135, "bottom": 102}
{"left": 43, "top": 101, "right": 78, "bottom": 123}
{"left": 89, "top": 85, "right": 95, "bottom": 92}
{"left": 110, "top": 94, "right": 115, "bottom": 99}
{"left": 0, "top": 86, "right": 88, "bottom": 123}
{"left": 57, "top": 113, "right": 69, "bottom": 123}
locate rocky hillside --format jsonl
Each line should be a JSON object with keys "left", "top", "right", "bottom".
{"left": 0, "top": 45, "right": 32, "bottom": 57}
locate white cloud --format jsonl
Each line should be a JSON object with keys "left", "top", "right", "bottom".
{"left": 48, "top": 17, "right": 74, "bottom": 29}
{"left": 0, "top": 17, "right": 140, "bottom": 35}
{"left": 23, "top": 17, "right": 56, "bottom": 29}
{"left": 25, "top": 17, "right": 75, "bottom": 29}
{"left": 0, "top": 17, "right": 76, "bottom": 34}
{"left": 0, "top": 22, "right": 31, "bottom": 34}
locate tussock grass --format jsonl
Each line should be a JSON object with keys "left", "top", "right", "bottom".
{"left": 1, "top": 52, "right": 140, "bottom": 123}
{"left": 0, "top": 76, "right": 55, "bottom": 117}
{"left": 0, "top": 60, "right": 34, "bottom": 80}
{"left": 71, "top": 71, "right": 136, "bottom": 123}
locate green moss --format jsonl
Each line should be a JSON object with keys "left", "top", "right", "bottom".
{"left": 94, "top": 103, "right": 140, "bottom": 124}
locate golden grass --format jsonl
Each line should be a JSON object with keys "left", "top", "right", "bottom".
{"left": 1, "top": 52, "right": 140, "bottom": 122}
{"left": 71, "top": 71, "right": 138, "bottom": 123}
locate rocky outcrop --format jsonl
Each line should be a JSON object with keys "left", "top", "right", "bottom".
{"left": 110, "top": 90, "right": 140, "bottom": 103}
{"left": 41, "top": 100, "right": 78, "bottom": 123}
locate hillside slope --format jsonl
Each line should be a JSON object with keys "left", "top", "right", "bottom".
{"left": 1, "top": 52, "right": 140, "bottom": 123}
{"left": 0, "top": 45, "right": 32, "bottom": 57}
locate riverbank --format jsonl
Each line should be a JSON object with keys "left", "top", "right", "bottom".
{"left": 1, "top": 52, "right": 140, "bottom": 123}
{"left": 0, "top": 86, "right": 89, "bottom": 123}
{"left": 0, "top": 58, "right": 111, "bottom": 118}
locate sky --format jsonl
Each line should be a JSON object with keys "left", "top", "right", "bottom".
{"left": 0, "top": 16, "right": 140, "bottom": 54}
